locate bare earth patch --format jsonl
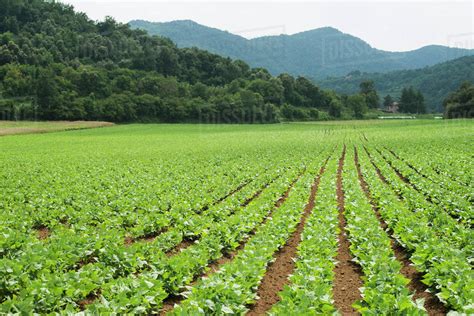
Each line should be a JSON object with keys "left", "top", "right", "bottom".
{"left": 0, "top": 121, "right": 113, "bottom": 136}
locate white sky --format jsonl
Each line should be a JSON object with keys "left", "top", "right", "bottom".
{"left": 63, "top": 0, "right": 473, "bottom": 52}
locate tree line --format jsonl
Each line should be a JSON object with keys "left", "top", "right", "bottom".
{"left": 0, "top": 0, "right": 335, "bottom": 123}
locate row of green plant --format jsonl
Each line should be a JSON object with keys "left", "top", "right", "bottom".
{"left": 169, "top": 159, "right": 325, "bottom": 314}
{"left": 366, "top": 147, "right": 472, "bottom": 251}
{"left": 269, "top": 155, "right": 339, "bottom": 314}
{"left": 87, "top": 163, "right": 310, "bottom": 314}
{"left": 377, "top": 148, "right": 472, "bottom": 225}
{"left": 358, "top": 147, "right": 473, "bottom": 312}
{"left": 343, "top": 148, "right": 425, "bottom": 314}
{"left": 3, "top": 160, "right": 308, "bottom": 313}
{"left": 385, "top": 145, "right": 472, "bottom": 199}
{"left": 0, "top": 152, "right": 262, "bottom": 259}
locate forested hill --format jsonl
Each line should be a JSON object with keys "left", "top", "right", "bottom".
{"left": 317, "top": 56, "right": 474, "bottom": 112}
{"left": 0, "top": 0, "right": 338, "bottom": 123}
{"left": 129, "top": 19, "right": 474, "bottom": 79}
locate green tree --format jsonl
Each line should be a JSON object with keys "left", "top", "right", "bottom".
{"left": 328, "top": 98, "right": 342, "bottom": 118}
{"left": 347, "top": 94, "right": 367, "bottom": 119}
{"left": 2, "top": 65, "right": 32, "bottom": 97}
{"left": 35, "top": 68, "right": 60, "bottom": 119}
{"left": 444, "top": 81, "right": 474, "bottom": 118}
{"left": 399, "top": 87, "right": 426, "bottom": 114}
{"left": 383, "top": 94, "right": 394, "bottom": 108}
{"left": 359, "top": 80, "right": 379, "bottom": 108}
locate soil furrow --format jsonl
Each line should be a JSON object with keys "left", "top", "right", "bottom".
{"left": 241, "top": 174, "right": 282, "bottom": 208}
{"left": 199, "top": 179, "right": 253, "bottom": 213}
{"left": 35, "top": 225, "right": 50, "bottom": 240}
{"left": 78, "top": 292, "right": 100, "bottom": 311}
{"left": 333, "top": 145, "right": 363, "bottom": 315}
{"left": 375, "top": 148, "right": 457, "bottom": 218}
{"left": 165, "top": 238, "right": 196, "bottom": 257}
{"left": 246, "top": 157, "right": 330, "bottom": 316}
{"left": 162, "top": 174, "right": 288, "bottom": 259}
{"left": 159, "top": 170, "right": 305, "bottom": 315}
{"left": 385, "top": 147, "right": 430, "bottom": 179}
{"left": 354, "top": 147, "right": 447, "bottom": 315}
{"left": 375, "top": 148, "right": 412, "bottom": 185}
{"left": 125, "top": 179, "right": 256, "bottom": 246}
{"left": 363, "top": 146, "right": 388, "bottom": 185}
{"left": 362, "top": 133, "right": 369, "bottom": 142}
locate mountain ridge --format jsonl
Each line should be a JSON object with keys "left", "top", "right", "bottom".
{"left": 129, "top": 19, "right": 474, "bottom": 79}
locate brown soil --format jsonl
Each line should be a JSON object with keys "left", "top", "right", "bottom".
{"left": 376, "top": 149, "right": 448, "bottom": 212}
{"left": 199, "top": 180, "right": 252, "bottom": 213}
{"left": 36, "top": 226, "right": 50, "bottom": 240}
{"left": 246, "top": 159, "right": 329, "bottom": 315}
{"left": 160, "top": 171, "right": 305, "bottom": 315}
{"left": 376, "top": 148, "right": 411, "bottom": 185}
{"left": 165, "top": 239, "right": 195, "bottom": 257}
{"left": 77, "top": 292, "right": 100, "bottom": 310}
{"left": 333, "top": 145, "right": 363, "bottom": 315}
{"left": 363, "top": 146, "right": 388, "bottom": 185}
{"left": 241, "top": 174, "right": 283, "bottom": 208}
{"left": 124, "top": 236, "right": 134, "bottom": 246}
{"left": 0, "top": 121, "right": 113, "bottom": 136}
{"left": 354, "top": 147, "right": 447, "bottom": 315}
{"left": 124, "top": 227, "right": 168, "bottom": 246}
{"left": 77, "top": 255, "right": 98, "bottom": 269}
{"left": 394, "top": 244, "right": 447, "bottom": 315}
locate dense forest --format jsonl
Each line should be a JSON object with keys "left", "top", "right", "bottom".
{"left": 318, "top": 56, "right": 474, "bottom": 112}
{"left": 0, "top": 0, "right": 342, "bottom": 123}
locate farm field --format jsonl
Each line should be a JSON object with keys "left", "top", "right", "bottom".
{"left": 0, "top": 120, "right": 472, "bottom": 315}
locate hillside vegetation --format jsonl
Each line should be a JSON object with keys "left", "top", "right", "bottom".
{"left": 318, "top": 56, "right": 474, "bottom": 112}
{"left": 0, "top": 0, "right": 340, "bottom": 123}
{"left": 130, "top": 19, "right": 474, "bottom": 80}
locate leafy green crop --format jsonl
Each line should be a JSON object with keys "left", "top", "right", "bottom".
{"left": 0, "top": 120, "right": 472, "bottom": 314}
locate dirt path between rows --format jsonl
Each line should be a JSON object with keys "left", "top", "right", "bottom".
{"left": 162, "top": 174, "right": 288, "bottom": 258}
{"left": 354, "top": 147, "right": 446, "bottom": 315}
{"left": 124, "top": 178, "right": 258, "bottom": 247}
{"left": 373, "top": 148, "right": 466, "bottom": 226}
{"left": 333, "top": 145, "right": 363, "bottom": 315}
{"left": 246, "top": 157, "right": 330, "bottom": 316}
{"left": 160, "top": 170, "right": 305, "bottom": 315}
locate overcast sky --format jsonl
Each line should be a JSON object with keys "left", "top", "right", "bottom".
{"left": 64, "top": 0, "right": 473, "bottom": 52}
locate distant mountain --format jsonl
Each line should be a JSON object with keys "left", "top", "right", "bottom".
{"left": 129, "top": 20, "right": 474, "bottom": 79}
{"left": 318, "top": 56, "right": 474, "bottom": 112}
